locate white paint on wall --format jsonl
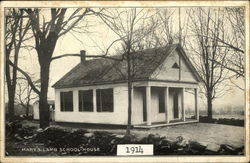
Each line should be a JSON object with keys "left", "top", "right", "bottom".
{"left": 151, "top": 88, "right": 165, "bottom": 123}
{"left": 33, "top": 102, "right": 39, "bottom": 120}
{"left": 132, "top": 88, "right": 144, "bottom": 125}
{"left": 168, "top": 91, "right": 174, "bottom": 120}
{"left": 184, "top": 89, "right": 196, "bottom": 117}
{"left": 168, "top": 89, "right": 183, "bottom": 121}
{"left": 54, "top": 80, "right": 198, "bottom": 125}
{"left": 180, "top": 54, "right": 197, "bottom": 82}
{"left": 150, "top": 50, "right": 197, "bottom": 83}
{"left": 55, "top": 85, "right": 129, "bottom": 125}
{"left": 132, "top": 87, "right": 185, "bottom": 123}
{"left": 33, "top": 100, "right": 55, "bottom": 120}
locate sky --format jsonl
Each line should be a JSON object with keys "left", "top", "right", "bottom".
{"left": 7, "top": 7, "right": 245, "bottom": 110}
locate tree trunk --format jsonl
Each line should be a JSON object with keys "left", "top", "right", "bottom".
{"left": 26, "top": 85, "right": 30, "bottom": 117}
{"left": 39, "top": 62, "right": 50, "bottom": 128}
{"left": 8, "top": 92, "right": 15, "bottom": 121}
{"left": 207, "top": 91, "right": 213, "bottom": 119}
{"left": 6, "top": 63, "right": 15, "bottom": 121}
{"left": 6, "top": 49, "right": 18, "bottom": 122}
{"left": 36, "top": 32, "right": 58, "bottom": 128}
{"left": 26, "top": 102, "right": 29, "bottom": 117}
{"left": 126, "top": 52, "right": 132, "bottom": 135}
{"left": 6, "top": 54, "right": 18, "bottom": 122}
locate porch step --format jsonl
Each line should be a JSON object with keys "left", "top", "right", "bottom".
{"left": 133, "top": 120, "right": 198, "bottom": 129}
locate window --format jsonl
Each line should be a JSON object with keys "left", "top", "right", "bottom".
{"left": 97, "top": 88, "right": 113, "bottom": 112}
{"left": 172, "top": 62, "right": 180, "bottom": 69}
{"left": 60, "top": 91, "right": 73, "bottom": 112}
{"left": 79, "top": 90, "right": 93, "bottom": 112}
{"left": 158, "top": 89, "right": 165, "bottom": 113}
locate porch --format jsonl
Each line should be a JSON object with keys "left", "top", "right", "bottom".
{"left": 132, "top": 81, "right": 199, "bottom": 126}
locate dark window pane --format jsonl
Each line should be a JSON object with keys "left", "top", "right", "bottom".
{"left": 60, "top": 92, "right": 64, "bottom": 111}
{"left": 97, "top": 89, "right": 101, "bottom": 112}
{"left": 96, "top": 88, "right": 113, "bottom": 112}
{"left": 102, "top": 89, "right": 113, "bottom": 112}
{"left": 79, "top": 91, "right": 83, "bottom": 111}
{"left": 79, "top": 90, "right": 93, "bottom": 112}
{"left": 60, "top": 91, "right": 73, "bottom": 112}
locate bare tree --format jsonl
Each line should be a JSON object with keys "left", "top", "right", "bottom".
{"left": 16, "top": 77, "right": 39, "bottom": 117}
{"left": 152, "top": 8, "right": 178, "bottom": 46}
{"left": 191, "top": 7, "right": 245, "bottom": 88}
{"left": 158, "top": 8, "right": 177, "bottom": 45}
{"left": 5, "top": 9, "right": 31, "bottom": 121}
{"left": 187, "top": 8, "right": 230, "bottom": 119}
{"left": 217, "top": 7, "right": 245, "bottom": 79}
{"left": 10, "top": 8, "right": 95, "bottom": 128}
{"left": 145, "top": 8, "right": 191, "bottom": 49}
{"left": 40, "top": 8, "right": 158, "bottom": 133}
{"left": 96, "top": 8, "right": 157, "bottom": 135}
{"left": 50, "top": 8, "right": 156, "bottom": 135}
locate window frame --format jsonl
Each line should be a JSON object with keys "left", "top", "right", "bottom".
{"left": 158, "top": 89, "right": 165, "bottom": 113}
{"left": 60, "top": 91, "right": 73, "bottom": 112}
{"left": 96, "top": 88, "right": 114, "bottom": 112}
{"left": 79, "top": 90, "right": 93, "bottom": 112}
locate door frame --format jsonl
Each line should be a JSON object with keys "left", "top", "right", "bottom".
{"left": 173, "top": 92, "right": 179, "bottom": 119}
{"left": 142, "top": 87, "right": 147, "bottom": 122}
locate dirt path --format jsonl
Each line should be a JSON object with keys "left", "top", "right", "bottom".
{"left": 87, "top": 123, "right": 244, "bottom": 148}
{"left": 131, "top": 123, "right": 244, "bottom": 148}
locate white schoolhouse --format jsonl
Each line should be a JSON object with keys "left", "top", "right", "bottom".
{"left": 52, "top": 44, "right": 201, "bottom": 128}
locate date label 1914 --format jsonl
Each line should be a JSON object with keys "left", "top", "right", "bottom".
{"left": 117, "top": 144, "right": 153, "bottom": 156}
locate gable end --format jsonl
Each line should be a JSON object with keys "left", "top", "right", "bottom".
{"left": 150, "top": 45, "right": 202, "bottom": 83}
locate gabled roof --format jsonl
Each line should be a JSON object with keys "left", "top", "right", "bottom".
{"left": 52, "top": 44, "right": 201, "bottom": 89}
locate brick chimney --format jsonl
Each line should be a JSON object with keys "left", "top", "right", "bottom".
{"left": 80, "top": 50, "right": 86, "bottom": 63}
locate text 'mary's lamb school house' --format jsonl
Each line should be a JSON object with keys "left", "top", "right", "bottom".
{"left": 52, "top": 44, "right": 202, "bottom": 128}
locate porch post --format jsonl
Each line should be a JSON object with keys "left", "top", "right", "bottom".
{"left": 146, "top": 86, "right": 151, "bottom": 125}
{"left": 93, "top": 89, "right": 97, "bottom": 112}
{"left": 164, "top": 87, "right": 169, "bottom": 123}
{"left": 182, "top": 88, "right": 185, "bottom": 121}
{"left": 195, "top": 88, "right": 199, "bottom": 121}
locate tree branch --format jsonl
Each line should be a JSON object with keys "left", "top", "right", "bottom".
{"left": 58, "top": 8, "right": 90, "bottom": 37}
{"left": 51, "top": 54, "right": 80, "bottom": 60}
{"left": 51, "top": 53, "right": 123, "bottom": 61}
{"left": 209, "top": 58, "right": 244, "bottom": 78}
{"left": 8, "top": 60, "right": 41, "bottom": 95}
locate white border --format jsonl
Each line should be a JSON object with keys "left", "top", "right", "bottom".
{"left": 0, "top": 1, "right": 249, "bottom": 163}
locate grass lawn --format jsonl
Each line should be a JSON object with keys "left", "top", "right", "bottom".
{"left": 132, "top": 123, "right": 244, "bottom": 148}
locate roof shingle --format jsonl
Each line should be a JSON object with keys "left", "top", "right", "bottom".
{"left": 52, "top": 44, "right": 180, "bottom": 88}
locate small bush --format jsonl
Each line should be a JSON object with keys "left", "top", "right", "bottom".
{"left": 63, "top": 129, "right": 89, "bottom": 148}
{"left": 198, "top": 116, "right": 244, "bottom": 127}
{"left": 35, "top": 127, "right": 70, "bottom": 148}
{"left": 6, "top": 121, "right": 37, "bottom": 142}
{"left": 6, "top": 121, "right": 22, "bottom": 137}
